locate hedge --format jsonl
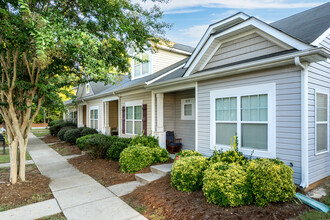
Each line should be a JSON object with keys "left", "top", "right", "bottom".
{"left": 119, "top": 146, "right": 154, "bottom": 173}
{"left": 63, "top": 128, "right": 81, "bottom": 144}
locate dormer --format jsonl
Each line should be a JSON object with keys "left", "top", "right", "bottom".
{"left": 131, "top": 51, "right": 153, "bottom": 80}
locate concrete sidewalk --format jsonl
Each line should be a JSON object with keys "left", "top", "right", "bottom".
{"left": 27, "top": 134, "right": 146, "bottom": 220}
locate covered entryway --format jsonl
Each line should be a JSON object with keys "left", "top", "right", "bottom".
{"left": 77, "top": 104, "right": 87, "bottom": 127}
{"left": 103, "top": 99, "right": 119, "bottom": 135}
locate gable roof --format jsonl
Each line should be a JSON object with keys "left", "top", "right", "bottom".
{"left": 270, "top": 2, "right": 330, "bottom": 44}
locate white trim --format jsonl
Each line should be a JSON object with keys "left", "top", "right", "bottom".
{"left": 125, "top": 100, "right": 143, "bottom": 135}
{"left": 210, "top": 83, "right": 276, "bottom": 158}
{"left": 311, "top": 27, "right": 330, "bottom": 46}
{"left": 184, "top": 13, "right": 250, "bottom": 68}
{"left": 184, "top": 17, "right": 312, "bottom": 77}
{"left": 89, "top": 105, "right": 99, "bottom": 130}
{"left": 125, "top": 100, "right": 143, "bottom": 106}
{"left": 181, "top": 98, "right": 195, "bottom": 120}
{"left": 151, "top": 82, "right": 196, "bottom": 94}
{"left": 131, "top": 50, "right": 152, "bottom": 80}
{"left": 314, "top": 90, "right": 330, "bottom": 155}
{"left": 151, "top": 91, "right": 155, "bottom": 136}
{"left": 156, "top": 45, "right": 192, "bottom": 56}
{"left": 195, "top": 82, "right": 198, "bottom": 152}
{"left": 198, "top": 42, "right": 222, "bottom": 71}
{"left": 102, "top": 96, "right": 119, "bottom": 102}
{"left": 145, "top": 64, "right": 185, "bottom": 85}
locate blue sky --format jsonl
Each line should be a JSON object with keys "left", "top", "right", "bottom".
{"left": 136, "top": 0, "right": 326, "bottom": 47}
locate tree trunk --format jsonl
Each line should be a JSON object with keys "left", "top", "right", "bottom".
{"left": 9, "top": 139, "right": 18, "bottom": 184}
{"left": 19, "top": 147, "right": 26, "bottom": 181}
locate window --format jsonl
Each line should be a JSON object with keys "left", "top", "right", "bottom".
{"left": 70, "top": 111, "right": 77, "bottom": 124}
{"left": 132, "top": 52, "right": 151, "bottom": 79}
{"left": 315, "top": 92, "right": 329, "bottom": 154}
{"left": 181, "top": 98, "right": 195, "bottom": 120}
{"left": 90, "top": 107, "right": 99, "bottom": 130}
{"left": 126, "top": 102, "right": 142, "bottom": 135}
{"left": 86, "top": 84, "right": 90, "bottom": 94}
{"left": 210, "top": 83, "right": 275, "bottom": 158}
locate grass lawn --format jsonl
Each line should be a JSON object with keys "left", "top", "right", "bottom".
{"left": 31, "top": 128, "right": 50, "bottom": 137}
{"left": 37, "top": 213, "right": 66, "bottom": 220}
{"left": 0, "top": 148, "right": 32, "bottom": 164}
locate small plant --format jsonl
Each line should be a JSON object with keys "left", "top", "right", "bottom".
{"left": 76, "top": 134, "right": 97, "bottom": 150}
{"left": 48, "top": 119, "right": 64, "bottom": 127}
{"left": 50, "top": 120, "right": 76, "bottom": 136}
{"left": 80, "top": 127, "right": 98, "bottom": 137}
{"left": 129, "top": 134, "right": 159, "bottom": 148}
{"left": 119, "top": 145, "right": 154, "bottom": 173}
{"left": 87, "top": 134, "right": 114, "bottom": 159}
{"left": 106, "top": 142, "right": 128, "bottom": 161}
{"left": 63, "top": 128, "right": 81, "bottom": 144}
{"left": 203, "top": 162, "right": 253, "bottom": 207}
{"left": 176, "top": 150, "right": 203, "bottom": 159}
{"left": 58, "top": 126, "right": 76, "bottom": 141}
{"left": 170, "top": 156, "right": 208, "bottom": 192}
{"left": 151, "top": 147, "right": 169, "bottom": 163}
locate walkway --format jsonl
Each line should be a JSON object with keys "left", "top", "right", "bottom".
{"left": 27, "top": 134, "right": 146, "bottom": 220}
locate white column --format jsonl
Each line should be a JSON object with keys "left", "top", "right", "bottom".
{"left": 156, "top": 93, "right": 166, "bottom": 148}
{"left": 151, "top": 91, "right": 156, "bottom": 136}
{"left": 104, "top": 102, "right": 110, "bottom": 135}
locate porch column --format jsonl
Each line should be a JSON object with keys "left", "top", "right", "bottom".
{"left": 104, "top": 102, "right": 110, "bottom": 135}
{"left": 156, "top": 93, "right": 166, "bottom": 148}
{"left": 77, "top": 106, "right": 82, "bottom": 127}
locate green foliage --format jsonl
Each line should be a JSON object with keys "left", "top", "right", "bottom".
{"left": 151, "top": 148, "right": 170, "bottom": 163}
{"left": 80, "top": 127, "right": 98, "bottom": 137}
{"left": 119, "top": 146, "right": 154, "bottom": 173}
{"left": 203, "top": 162, "right": 253, "bottom": 207}
{"left": 295, "top": 211, "right": 330, "bottom": 220}
{"left": 76, "top": 134, "right": 97, "bottom": 150}
{"left": 48, "top": 119, "right": 64, "bottom": 127}
{"left": 63, "top": 128, "right": 81, "bottom": 144}
{"left": 176, "top": 150, "right": 203, "bottom": 158}
{"left": 247, "top": 158, "right": 296, "bottom": 207}
{"left": 87, "top": 135, "right": 116, "bottom": 159}
{"left": 130, "top": 134, "right": 159, "bottom": 148}
{"left": 171, "top": 156, "right": 208, "bottom": 192}
{"left": 49, "top": 120, "right": 76, "bottom": 136}
{"left": 117, "top": 137, "right": 132, "bottom": 145}
{"left": 106, "top": 142, "right": 129, "bottom": 161}
{"left": 58, "top": 126, "right": 76, "bottom": 141}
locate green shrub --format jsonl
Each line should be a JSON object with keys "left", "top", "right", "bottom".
{"left": 76, "top": 134, "right": 96, "bottom": 150}
{"left": 119, "top": 146, "right": 154, "bottom": 173}
{"left": 80, "top": 127, "right": 98, "bottom": 137}
{"left": 64, "top": 128, "right": 81, "bottom": 144}
{"left": 50, "top": 121, "right": 76, "bottom": 136}
{"left": 58, "top": 126, "right": 76, "bottom": 141}
{"left": 129, "top": 134, "right": 159, "bottom": 148}
{"left": 118, "top": 137, "right": 132, "bottom": 145}
{"left": 48, "top": 119, "right": 64, "bottom": 127}
{"left": 171, "top": 156, "right": 208, "bottom": 192}
{"left": 203, "top": 162, "right": 253, "bottom": 207}
{"left": 151, "top": 148, "right": 169, "bottom": 163}
{"left": 247, "top": 158, "right": 296, "bottom": 207}
{"left": 86, "top": 134, "right": 117, "bottom": 159}
{"left": 176, "top": 150, "right": 203, "bottom": 159}
{"left": 106, "top": 142, "right": 128, "bottom": 161}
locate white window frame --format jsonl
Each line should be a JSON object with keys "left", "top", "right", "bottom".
{"left": 131, "top": 51, "right": 152, "bottom": 80}
{"left": 89, "top": 106, "right": 99, "bottom": 130}
{"left": 125, "top": 100, "right": 143, "bottom": 135}
{"left": 315, "top": 90, "right": 329, "bottom": 155}
{"left": 181, "top": 98, "right": 195, "bottom": 120}
{"left": 210, "top": 83, "right": 276, "bottom": 158}
{"left": 86, "top": 83, "right": 91, "bottom": 94}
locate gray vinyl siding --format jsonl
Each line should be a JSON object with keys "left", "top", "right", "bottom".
{"left": 307, "top": 34, "right": 330, "bottom": 184}
{"left": 197, "top": 66, "right": 302, "bottom": 183}
{"left": 204, "top": 33, "right": 286, "bottom": 70}
{"left": 164, "top": 89, "right": 195, "bottom": 150}
{"left": 119, "top": 91, "right": 152, "bottom": 137}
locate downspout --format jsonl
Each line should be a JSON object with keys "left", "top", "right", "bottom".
{"left": 295, "top": 56, "right": 309, "bottom": 188}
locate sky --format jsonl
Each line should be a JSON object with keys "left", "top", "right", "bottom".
{"left": 136, "top": 0, "right": 326, "bottom": 47}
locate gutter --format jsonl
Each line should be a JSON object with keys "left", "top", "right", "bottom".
{"left": 295, "top": 56, "right": 309, "bottom": 188}
{"left": 156, "top": 45, "right": 192, "bottom": 56}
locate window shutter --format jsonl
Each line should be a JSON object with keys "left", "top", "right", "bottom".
{"left": 122, "top": 106, "right": 125, "bottom": 134}
{"left": 142, "top": 104, "right": 147, "bottom": 135}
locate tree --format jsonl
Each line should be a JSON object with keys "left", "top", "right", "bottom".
{"left": 0, "top": 0, "right": 169, "bottom": 184}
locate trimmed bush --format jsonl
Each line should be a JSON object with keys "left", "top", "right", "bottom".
{"left": 58, "top": 126, "right": 76, "bottom": 141}
{"left": 129, "top": 134, "right": 159, "bottom": 148}
{"left": 208, "top": 149, "right": 246, "bottom": 165}
{"left": 203, "top": 162, "right": 253, "bottom": 207}
{"left": 119, "top": 146, "right": 154, "bottom": 173}
{"left": 48, "top": 119, "right": 64, "bottom": 127}
{"left": 171, "top": 156, "right": 208, "bottom": 192}
{"left": 247, "top": 158, "right": 296, "bottom": 207}
{"left": 64, "top": 128, "right": 81, "bottom": 144}
{"left": 87, "top": 134, "right": 115, "bottom": 159}
{"left": 151, "top": 148, "right": 169, "bottom": 163}
{"left": 80, "top": 127, "right": 98, "bottom": 137}
{"left": 50, "top": 120, "right": 76, "bottom": 136}
{"left": 176, "top": 150, "right": 203, "bottom": 159}
{"left": 118, "top": 137, "right": 132, "bottom": 145}
{"left": 76, "top": 134, "right": 96, "bottom": 150}
{"left": 106, "top": 142, "right": 128, "bottom": 161}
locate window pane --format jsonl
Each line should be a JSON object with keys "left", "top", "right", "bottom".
{"left": 126, "top": 106, "right": 133, "bottom": 120}
{"left": 134, "top": 64, "right": 141, "bottom": 77}
{"left": 94, "top": 110, "right": 98, "bottom": 119}
{"left": 316, "top": 124, "right": 327, "bottom": 152}
{"left": 317, "top": 93, "right": 328, "bottom": 122}
{"left": 216, "top": 123, "right": 237, "bottom": 145}
{"left": 134, "top": 106, "right": 142, "bottom": 120}
{"left": 142, "top": 63, "right": 149, "bottom": 75}
{"left": 184, "top": 104, "right": 192, "bottom": 116}
{"left": 134, "top": 121, "right": 142, "bottom": 135}
{"left": 241, "top": 94, "right": 267, "bottom": 121}
{"left": 241, "top": 96, "right": 249, "bottom": 121}
{"left": 241, "top": 124, "right": 267, "bottom": 150}
{"left": 94, "top": 120, "right": 98, "bottom": 130}
{"left": 216, "top": 97, "right": 236, "bottom": 121}
{"left": 126, "top": 121, "right": 133, "bottom": 134}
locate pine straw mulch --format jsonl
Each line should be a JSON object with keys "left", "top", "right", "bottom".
{"left": 0, "top": 165, "right": 53, "bottom": 211}
{"left": 49, "top": 142, "right": 82, "bottom": 156}
{"left": 68, "top": 154, "right": 174, "bottom": 187}
{"left": 121, "top": 174, "right": 312, "bottom": 220}
{"left": 41, "top": 134, "right": 62, "bottom": 144}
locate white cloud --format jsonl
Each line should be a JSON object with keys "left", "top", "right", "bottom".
{"left": 164, "top": 9, "right": 205, "bottom": 14}
{"left": 176, "top": 24, "right": 209, "bottom": 46}
{"left": 134, "top": 0, "right": 323, "bottom": 11}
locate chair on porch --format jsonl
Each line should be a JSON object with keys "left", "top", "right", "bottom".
{"left": 166, "top": 131, "right": 182, "bottom": 154}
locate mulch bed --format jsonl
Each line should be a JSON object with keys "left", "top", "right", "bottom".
{"left": 41, "top": 134, "right": 62, "bottom": 144}
{"left": 50, "top": 142, "right": 81, "bottom": 156}
{"left": 121, "top": 174, "right": 312, "bottom": 220}
{"left": 0, "top": 165, "right": 53, "bottom": 211}
{"left": 68, "top": 154, "right": 174, "bottom": 187}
